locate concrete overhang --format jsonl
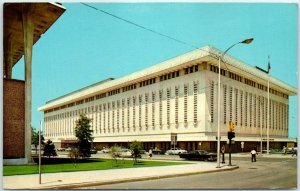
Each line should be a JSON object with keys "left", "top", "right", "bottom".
{"left": 3, "top": 2, "right": 66, "bottom": 68}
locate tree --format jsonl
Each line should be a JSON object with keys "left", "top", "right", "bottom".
{"left": 110, "top": 146, "right": 122, "bottom": 165}
{"left": 68, "top": 147, "right": 80, "bottom": 167}
{"left": 43, "top": 139, "right": 57, "bottom": 158}
{"left": 75, "top": 114, "right": 94, "bottom": 158}
{"left": 130, "top": 140, "right": 143, "bottom": 164}
{"left": 31, "top": 127, "right": 45, "bottom": 154}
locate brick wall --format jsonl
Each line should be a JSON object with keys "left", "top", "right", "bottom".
{"left": 3, "top": 78, "right": 25, "bottom": 158}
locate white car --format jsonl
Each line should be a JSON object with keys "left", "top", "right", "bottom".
{"left": 119, "top": 149, "right": 133, "bottom": 158}
{"left": 165, "top": 148, "right": 187, "bottom": 155}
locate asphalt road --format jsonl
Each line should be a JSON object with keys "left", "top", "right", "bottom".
{"left": 80, "top": 156, "right": 297, "bottom": 189}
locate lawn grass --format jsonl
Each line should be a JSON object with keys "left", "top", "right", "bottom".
{"left": 3, "top": 158, "right": 188, "bottom": 176}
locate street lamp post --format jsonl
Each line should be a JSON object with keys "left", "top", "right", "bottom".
{"left": 260, "top": 98, "right": 263, "bottom": 155}
{"left": 216, "top": 38, "right": 253, "bottom": 168}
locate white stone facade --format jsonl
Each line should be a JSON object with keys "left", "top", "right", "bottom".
{"left": 39, "top": 46, "right": 296, "bottom": 150}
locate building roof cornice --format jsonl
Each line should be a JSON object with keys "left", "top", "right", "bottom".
{"left": 38, "top": 45, "right": 297, "bottom": 111}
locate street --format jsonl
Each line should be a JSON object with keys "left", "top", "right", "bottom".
{"left": 80, "top": 156, "right": 297, "bottom": 189}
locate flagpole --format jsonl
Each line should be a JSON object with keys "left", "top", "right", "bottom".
{"left": 267, "top": 56, "right": 270, "bottom": 155}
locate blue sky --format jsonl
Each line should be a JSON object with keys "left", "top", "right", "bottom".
{"left": 13, "top": 3, "right": 298, "bottom": 138}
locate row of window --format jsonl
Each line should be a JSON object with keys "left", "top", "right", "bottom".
{"left": 210, "top": 82, "right": 289, "bottom": 130}
{"left": 209, "top": 64, "right": 288, "bottom": 99}
{"left": 44, "top": 83, "right": 199, "bottom": 137}
{"left": 45, "top": 65, "right": 199, "bottom": 114}
{"left": 160, "top": 71, "right": 180, "bottom": 81}
{"left": 140, "top": 77, "right": 156, "bottom": 87}
{"left": 44, "top": 62, "right": 288, "bottom": 114}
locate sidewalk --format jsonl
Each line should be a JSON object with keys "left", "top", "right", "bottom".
{"left": 232, "top": 152, "right": 297, "bottom": 158}
{"left": 3, "top": 161, "right": 237, "bottom": 189}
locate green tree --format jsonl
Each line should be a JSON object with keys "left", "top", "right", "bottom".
{"left": 31, "top": 127, "right": 45, "bottom": 154}
{"left": 130, "top": 140, "right": 143, "bottom": 164}
{"left": 110, "top": 146, "right": 122, "bottom": 165}
{"left": 43, "top": 139, "right": 57, "bottom": 158}
{"left": 75, "top": 114, "right": 94, "bottom": 158}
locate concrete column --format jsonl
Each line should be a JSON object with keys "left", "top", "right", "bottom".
{"left": 22, "top": 5, "right": 34, "bottom": 163}
{"left": 4, "top": 35, "right": 14, "bottom": 79}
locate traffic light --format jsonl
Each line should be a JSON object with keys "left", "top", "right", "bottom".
{"left": 229, "top": 121, "right": 235, "bottom": 132}
{"left": 228, "top": 131, "right": 235, "bottom": 140}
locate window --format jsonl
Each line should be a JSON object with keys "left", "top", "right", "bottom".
{"left": 159, "top": 90, "right": 163, "bottom": 126}
{"left": 127, "top": 98, "right": 130, "bottom": 131}
{"left": 117, "top": 101, "right": 120, "bottom": 132}
{"left": 133, "top": 96, "right": 136, "bottom": 130}
{"left": 254, "top": 95, "right": 256, "bottom": 127}
{"left": 258, "top": 96, "right": 261, "bottom": 128}
{"left": 112, "top": 101, "right": 115, "bottom": 132}
{"left": 145, "top": 93, "right": 149, "bottom": 128}
{"left": 185, "top": 65, "right": 199, "bottom": 75}
{"left": 184, "top": 84, "right": 188, "bottom": 124}
{"left": 229, "top": 87, "right": 233, "bottom": 122}
{"left": 245, "top": 92, "right": 248, "bottom": 127}
{"left": 240, "top": 90, "right": 243, "bottom": 126}
{"left": 122, "top": 99, "right": 125, "bottom": 131}
{"left": 107, "top": 103, "right": 110, "bottom": 133}
{"left": 139, "top": 95, "right": 142, "bottom": 128}
{"left": 160, "top": 71, "right": 180, "bottom": 82}
{"left": 223, "top": 85, "right": 227, "bottom": 124}
{"left": 152, "top": 92, "right": 155, "bottom": 128}
{"left": 167, "top": 89, "right": 170, "bottom": 126}
{"left": 193, "top": 82, "right": 198, "bottom": 123}
{"left": 103, "top": 104, "right": 106, "bottom": 133}
{"left": 140, "top": 77, "right": 156, "bottom": 87}
{"left": 249, "top": 93, "right": 252, "bottom": 127}
{"left": 175, "top": 86, "right": 179, "bottom": 125}
{"left": 210, "top": 81, "right": 214, "bottom": 123}
{"left": 235, "top": 89, "right": 238, "bottom": 125}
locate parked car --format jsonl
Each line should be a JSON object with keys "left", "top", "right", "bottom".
{"left": 179, "top": 150, "right": 217, "bottom": 161}
{"left": 90, "top": 148, "right": 98, "bottom": 154}
{"left": 152, "top": 148, "right": 163, "bottom": 155}
{"left": 165, "top": 148, "right": 187, "bottom": 155}
{"left": 119, "top": 149, "right": 142, "bottom": 158}
{"left": 119, "top": 149, "right": 133, "bottom": 158}
{"left": 283, "top": 147, "right": 297, "bottom": 154}
{"left": 65, "top": 147, "right": 72, "bottom": 152}
{"left": 101, "top": 148, "right": 111, "bottom": 153}
{"left": 57, "top": 148, "right": 65, "bottom": 151}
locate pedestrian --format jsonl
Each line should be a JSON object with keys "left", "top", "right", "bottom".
{"left": 251, "top": 148, "right": 257, "bottom": 162}
{"left": 292, "top": 148, "right": 297, "bottom": 157}
{"left": 283, "top": 146, "right": 287, "bottom": 155}
{"left": 221, "top": 145, "right": 225, "bottom": 164}
{"left": 148, "top": 148, "right": 153, "bottom": 160}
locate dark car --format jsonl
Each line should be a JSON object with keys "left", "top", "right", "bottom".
{"left": 179, "top": 150, "right": 217, "bottom": 161}
{"left": 90, "top": 148, "right": 98, "bottom": 154}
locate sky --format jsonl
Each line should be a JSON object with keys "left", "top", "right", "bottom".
{"left": 12, "top": 3, "right": 298, "bottom": 138}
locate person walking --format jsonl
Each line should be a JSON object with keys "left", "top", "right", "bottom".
{"left": 251, "top": 148, "right": 257, "bottom": 162}
{"left": 148, "top": 148, "right": 153, "bottom": 160}
{"left": 221, "top": 145, "right": 226, "bottom": 164}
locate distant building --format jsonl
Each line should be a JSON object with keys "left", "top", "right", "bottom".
{"left": 3, "top": 3, "right": 65, "bottom": 165}
{"left": 39, "top": 46, "right": 297, "bottom": 152}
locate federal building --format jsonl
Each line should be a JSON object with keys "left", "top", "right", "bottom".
{"left": 38, "top": 46, "right": 297, "bottom": 152}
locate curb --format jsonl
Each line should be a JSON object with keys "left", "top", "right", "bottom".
{"left": 25, "top": 165, "right": 239, "bottom": 189}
